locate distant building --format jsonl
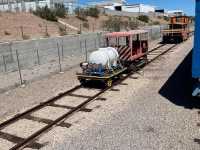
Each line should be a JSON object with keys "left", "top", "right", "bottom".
{"left": 167, "top": 10, "right": 184, "bottom": 16}
{"left": 155, "top": 9, "right": 165, "bottom": 13}
{"left": 0, "top": 0, "right": 64, "bottom": 12}
{"left": 122, "top": 4, "right": 155, "bottom": 13}
{"left": 63, "top": 0, "right": 78, "bottom": 14}
{"left": 104, "top": 2, "right": 122, "bottom": 11}
{"left": 102, "top": 3, "right": 155, "bottom": 13}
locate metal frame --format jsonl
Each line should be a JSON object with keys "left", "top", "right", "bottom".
{"left": 162, "top": 16, "right": 192, "bottom": 43}
{"left": 77, "top": 67, "right": 127, "bottom": 81}
{"left": 105, "top": 30, "right": 148, "bottom": 62}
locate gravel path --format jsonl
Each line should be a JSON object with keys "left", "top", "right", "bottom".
{"left": 0, "top": 38, "right": 197, "bottom": 150}
{"left": 36, "top": 37, "right": 199, "bottom": 150}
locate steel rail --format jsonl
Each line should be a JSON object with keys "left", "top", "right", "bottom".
{"left": 0, "top": 43, "right": 168, "bottom": 131}
{"left": 0, "top": 43, "right": 178, "bottom": 150}
{"left": 0, "top": 85, "right": 82, "bottom": 130}
{"left": 10, "top": 70, "right": 134, "bottom": 150}
{"left": 147, "top": 44, "right": 177, "bottom": 64}
{"left": 147, "top": 43, "right": 167, "bottom": 53}
{"left": 11, "top": 44, "right": 178, "bottom": 150}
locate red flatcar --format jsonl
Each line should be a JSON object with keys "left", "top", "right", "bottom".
{"left": 77, "top": 30, "right": 149, "bottom": 86}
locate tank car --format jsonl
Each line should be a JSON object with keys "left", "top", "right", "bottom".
{"left": 77, "top": 30, "right": 149, "bottom": 87}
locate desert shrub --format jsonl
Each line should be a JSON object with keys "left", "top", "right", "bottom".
{"left": 75, "top": 7, "right": 87, "bottom": 21}
{"left": 163, "top": 16, "right": 169, "bottom": 21}
{"left": 83, "top": 22, "right": 89, "bottom": 29}
{"left": 33, "top": 6, "right": 57, "bottom": 21}
{"left": 4, "top": 30, "right": 11, "bottom": 35}
{"left": 38, "top": 23, "right": 42, "bottom": 28}
{"left": 103, "top": 16, "right": 138, "bottom": 31}
{"left": 121, "top": 20, "right": 129, "bottom": 29}
{"left": 59, "top": 25, "right": 67, "bottom": 36}
{"left": 128, "top": 19, "right": 139, "bottom": 29}
{"left": 33, "top": 4, "right": 67, "bottom": 21}
{"left": 137, "top": 15, "right": 149, "bottom": 23}
{"left": 157, "top": 16, "right": 162, "bottom": 19}
{"left": 153, "top": 21, "right": 160, "bottom": 25}
{"left": 87, "top": 7, "right": 100, "bottom": 18}
{"left": 54, "top": 3, "right": 67, "bottom": 18}
{"left": 103, "top": 16, "right": 121, "bottom": 32}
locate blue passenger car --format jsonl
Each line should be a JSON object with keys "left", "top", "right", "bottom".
{"left": 192, "top": 0, "right": 200, "bottom": 96}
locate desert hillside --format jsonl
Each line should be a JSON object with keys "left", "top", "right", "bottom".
{"left": 0, "top": 12, "right": 168, "bottom": 42}
{"left": 0, "top": 12, "right": 59, "bottom": 42}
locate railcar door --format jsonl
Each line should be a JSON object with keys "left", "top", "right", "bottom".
{"left": 131, "top": 34, "right": 140, "bottom": 60}
{"left": 141, "top": 32, "right": 148, "bottom": 54}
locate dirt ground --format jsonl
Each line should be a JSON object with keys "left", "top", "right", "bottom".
{"left": 0, "top": 12, "right": 59, "bottom": 42}
{"left": 0, "top": 39, "right": 160, "bottom": 122}
{"left": 0, "top": 37, "right": 197, "bottom": 150}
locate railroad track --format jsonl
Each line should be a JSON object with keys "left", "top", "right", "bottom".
{"left": 0, "top": 43, "right": 178, "bottom": 150}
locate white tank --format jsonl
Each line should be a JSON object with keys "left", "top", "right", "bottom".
{"left": 88, "top": 47, "right": 119, "bottom": 69}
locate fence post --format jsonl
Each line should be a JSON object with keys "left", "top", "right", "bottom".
{"left": 80, "top": 40, "right": 82, "bottom": 49}
{"left": 98, "top": 33, "right": 101, "bottom": 47}
{"left": 45, "top": 24, "right": 48, "bottom": 37}
{"left": 160, "top": 25, "right": 162, "bottom": 38}
{"left": 20, "top": 26, "right": 24, "bottom": 39}
{"left": 150, "top": 28, "right": 153, "bottom": 41}
{"left": 92, "top": 23, "right": 95, "bottom": 32}
{"left": 85, "top": 39, "right": 88, "bottom": 61}
{"left": 2, "top": 55, "right": 7, "bottom": 72}
{"left": 80, "top": 40, "right": 83, "bottom": 54}
{"left": 9, "top": 42, "right": 14, "bottom": 62}
{"left": 95, "top": 38, "right": 97, "bottom": 49}
{"left": 16, "top": 50, "right": 24, "bottom": 85}
{"left": 80, "top": 24, "right": 82, "bottom": 34}
{"left": 61, "top": 39, "right": 64, "bottom": 59}
{"left": 36, "top": 49, "right": 40, "bottom": 65}
{"left": 57, "top": 43, "right": 63, "bottom": 73}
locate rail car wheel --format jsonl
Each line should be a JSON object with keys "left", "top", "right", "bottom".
{"left": 107, "top": 79, "right": 112, "bottom": 87}
{"left": 118, "top": 74, "right": 123, "bottom": 79}
{"left": 79, "top": 79, "right": 86, "bottom": 85}
{"left": 129, "top": 64, "right": 137, "bottom": 72}
{"left": 143, "top": 55, "right": 148, "bottom": 64}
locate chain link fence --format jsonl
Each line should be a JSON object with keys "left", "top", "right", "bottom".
{"left": 0, "top": 32, "right": 104, "bottom": 91}
{"left": 0, "top": 26, "right": 164, "bottom": 92}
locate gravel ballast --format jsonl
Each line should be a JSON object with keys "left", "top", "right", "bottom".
{"left": 0, "top": 38, "right": 198, "bottom": 149}
{"left": 39, "top": 38, "right": 199, "bottom": 149}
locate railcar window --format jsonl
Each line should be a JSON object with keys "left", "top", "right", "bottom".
{"left": 170, "top": 24, "right": 184, "bottom": 29}
{"left": 107, "top": 37, "right": 118, "bottom": 47}
{"left": 118, "top": 37, "right": 128, "bottom": 46}
{"left": 132, "top": 34, "right": 137, "bottom": 41}
{"left": 140, "top": 33, "right": 148, "bottom": 40}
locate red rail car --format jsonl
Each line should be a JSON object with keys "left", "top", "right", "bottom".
{"left": 162, "top": 16, "right": 192, "bottom": 43}
{"left": 105, "top": 30, "right": 149, "bottom": 67}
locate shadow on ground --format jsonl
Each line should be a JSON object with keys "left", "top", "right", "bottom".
{"left": 159, "top": 50, "right": 200, "bottom": 109}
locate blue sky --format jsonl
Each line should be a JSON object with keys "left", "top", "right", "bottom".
{"left": 80, "top": 0, "right": 195, "bottom": 16}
